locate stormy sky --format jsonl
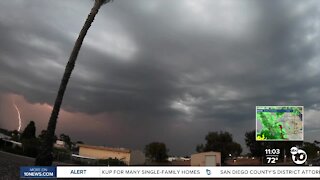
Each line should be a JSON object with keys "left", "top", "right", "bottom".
{"left": 0, "top": 0, "right": 320, "bottom": 156}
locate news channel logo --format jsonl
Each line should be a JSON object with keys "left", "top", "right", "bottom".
{"left": 290, "top": 147, "right": 307, "bottom": 165}
{"left": 20, "top": 166, "right": 56, "bottom": 178}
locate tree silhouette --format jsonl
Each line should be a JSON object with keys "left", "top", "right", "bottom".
{"left": 21, "top": 121, "right": 39, "bottom": 157}
{"left": 21, "top": 121, "right": 36, "bottom": 140}
{"left": 35, "top": 0, "right": 113, "bottom": 165}
{"left": 197, "top": 131, "right": 242, "bottom": 163}
{"left": 38, "top": 130, "right": 57, "bottom": 147}
{"left": 245, "top": 130, "right": 264, "bottom": 157}
{"left": 145, "top": 142, "right": 169, "bottom": 162}
{"left": 59, "top": 133, "right": 72, "bottom": 149}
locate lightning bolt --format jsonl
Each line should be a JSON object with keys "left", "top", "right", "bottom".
{"left": 13, "top": 101, "right": 22, "bottom": 132}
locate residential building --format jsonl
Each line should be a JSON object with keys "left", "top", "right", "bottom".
{"left": 191, "top": 151, "right": 221, "bottom": 166}
{"left": 78, "top": 144, "right": 145, "bottom": 165}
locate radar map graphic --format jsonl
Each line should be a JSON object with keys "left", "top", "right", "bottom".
{"left": 256, "top": 106, "right": 303, "bottom": 141}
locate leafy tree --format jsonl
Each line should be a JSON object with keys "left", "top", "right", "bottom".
{"left": 21, "top": 121, "right": 36, "bottom": 139}
{"left": 38, "top": 130, "right": 57, "bottom": 145}
{"left": 21, "top": 121, "right": 39, "bottom": 157}
{"left": 53, "top": 147, "right": 71, "bottom": 162}
{"left": 38, "top": 130, "right": 47, "bottom": 141}
{"left": 60, "top": 133, "right": 72, "bottom": 149}
{"left": 145, "top": 142, "right": 169, "bottom": 162}
{"left": 196, "top": 144, "right": 204, "bottom": 153}
{"left": 229, "top": 142, "right": 243, "bottom": 156}
{"left": 245, "top": 130, "right": 264, "bottom": 158}
{"left": 21, "top": 138, "right": 40, "bottom": 158}
{"left": 35, "top": 0, "right": 113, "bottom": 165}
{"left": 197, "top": 131, "right": 242, "bottom": 163}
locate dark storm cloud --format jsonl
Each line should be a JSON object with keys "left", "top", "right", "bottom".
{"left": 1, "top": 0, "right": 320, "bottom": 155}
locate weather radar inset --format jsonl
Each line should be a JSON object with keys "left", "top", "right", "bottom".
{"left": 256, "top": 106, "right": 303, "bottom": 141}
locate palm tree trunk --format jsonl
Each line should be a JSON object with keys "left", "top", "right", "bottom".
{"left": 35, "top": 0, "right": 106, "bottom": 165}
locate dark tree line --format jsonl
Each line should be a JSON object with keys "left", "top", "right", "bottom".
{"left": 1, "top": 121, "right": 80, "bottom": 159}
{"left": 145, "top": 142, "right": 169, "bottom": 162}
{"left": 196, "top": 131, "right": 242, "bottom": 163}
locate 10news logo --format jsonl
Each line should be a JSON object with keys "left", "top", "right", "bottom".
{"left": 265, "top": 147, "right": 307, "bottom": 165}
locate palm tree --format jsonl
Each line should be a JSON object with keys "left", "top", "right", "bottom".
{"left": 35, "top": 0, "right": 112, "bottom": 165}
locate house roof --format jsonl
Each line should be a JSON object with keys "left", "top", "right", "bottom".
{"left": 71, "top": 154, "right": 97, "bottom": 160}
{"left": 0, "top": 133, "right": 11, "bottom": 139}
{"left": 191, "top": 151, "right": 221, "bottom": 156}
{"left": 78, "top": 144, "right": 131, "bottom": 153}
{"left": 2, "top": 139, "right": 22, "bottom": 146}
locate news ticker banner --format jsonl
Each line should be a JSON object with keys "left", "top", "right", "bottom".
{"left": 20, "top": 166, "right": 320, "bottom": 178}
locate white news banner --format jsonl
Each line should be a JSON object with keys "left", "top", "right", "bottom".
{"left": 57, "top": 166, "right": 320, "bottom": 178}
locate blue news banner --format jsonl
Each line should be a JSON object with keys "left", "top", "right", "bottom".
{"left": 20, "top": 166, "right": 56, "bottom": 178}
